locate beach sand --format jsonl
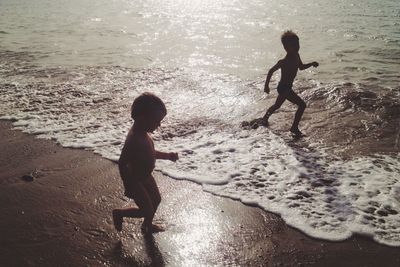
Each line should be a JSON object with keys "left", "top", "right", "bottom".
{"left": 0, "top": 120, "right": 399, "bottom": 266}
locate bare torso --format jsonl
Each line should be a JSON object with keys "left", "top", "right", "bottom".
{"left": 279, "top": 53, "right": 300, "bottom": 86}
{"left": 120, "top": 127, "right": 156, "bottom": 183}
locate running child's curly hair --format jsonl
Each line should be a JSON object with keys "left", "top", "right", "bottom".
{"left": 281, "top": 30, "right": 299, "bottom": 49}
{"left": 130, "top": 92, "right": 167, "bottom": 120}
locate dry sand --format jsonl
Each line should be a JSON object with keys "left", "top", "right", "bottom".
{"left": 0, "top": 121, "right": 399, "bottom": 266}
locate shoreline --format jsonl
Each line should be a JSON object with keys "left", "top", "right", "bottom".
{"left": 0, "top": 120, "right": 399, "bottom": 266}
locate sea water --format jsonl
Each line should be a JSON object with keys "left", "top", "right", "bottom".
{"left": 1, "top": 0, "right": 399, "bottom": 246}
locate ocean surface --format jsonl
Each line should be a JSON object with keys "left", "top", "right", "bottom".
{"left": 1, "top": 0, "right": 399, "bottom": 246}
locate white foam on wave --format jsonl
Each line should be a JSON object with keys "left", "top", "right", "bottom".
{"left": 157, "top": 127, "right": 299, "bottom": 185}
{"left": 157, "top": 126, "right": 400, "bottom": 247}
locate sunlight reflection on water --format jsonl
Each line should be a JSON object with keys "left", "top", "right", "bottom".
{"left": 170, "top": 205, "right": 222, "bottom": 264}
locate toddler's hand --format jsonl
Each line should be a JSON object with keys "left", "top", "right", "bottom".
{"left": 169, "top": 152, "right": 179, "bottom": 162}
{"left": 312, "top": 61, "right": 319, "bottom": 67}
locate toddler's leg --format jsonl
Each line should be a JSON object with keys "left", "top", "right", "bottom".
{"left": 285, "top": 91, "right": 306, "bottom": 134}
{"left": 144, "top": 175, "right": 161, "bottom": 212}
{"left": 112, "top": 207, "right": 142, "bottom": 232}
{"left": 112, "top": 182, "right": 154, "bottom": 232}
{"left": 141, "top": 175, "right": 164, "bottom": 233}
{"left": 262, "top": 94, "right": 286, "bottom": 124}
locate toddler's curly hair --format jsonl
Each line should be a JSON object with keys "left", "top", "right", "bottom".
{"left": 131, "top": 92, "right": 166, "bottom": 120}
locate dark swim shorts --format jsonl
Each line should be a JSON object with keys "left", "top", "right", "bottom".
{"left": 277, "top": 82, "right": 293, "bottom": 95}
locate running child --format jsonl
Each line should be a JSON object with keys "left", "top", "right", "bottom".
{"left": 262, "top": 31, "right": 319, "bottom": 136}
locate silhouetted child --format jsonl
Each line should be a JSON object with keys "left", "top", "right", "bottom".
{"left": 262, "top": 31, "right": 319, "bottom": 136}
{"left": 112, "top": 92, "right": 178, "bottom": 233}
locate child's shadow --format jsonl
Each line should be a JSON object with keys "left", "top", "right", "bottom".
{"left": 285, "top": 140, "right": 354, "bottom": 221}
{"left": 112, "top": 233, "right": 165, "bottom": 267}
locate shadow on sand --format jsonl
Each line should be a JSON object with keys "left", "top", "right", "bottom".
{"left": 112, "top": 233, "right": 164, "bottom": 267}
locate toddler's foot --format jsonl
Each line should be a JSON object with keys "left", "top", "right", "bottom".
{"left": 290, "top": 127, "right": 304, "bottom": 137}
{"left": 141, "top": 223, "right": 165, "bottom": 234}
{"left": 112, "top": 210, "right": 123, "bottom": 232}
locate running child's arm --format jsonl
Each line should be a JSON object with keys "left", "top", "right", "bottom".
{"left": 298, "top": 55, "right": 319, "bottom": 70}
{"left": 264, "top": 60, "right": 282, "bottom": 94}
{"left": 155, "top": 151, "right": 179, "bottom": 162}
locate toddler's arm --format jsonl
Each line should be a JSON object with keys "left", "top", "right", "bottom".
{"left": 155, "top": 151, "right": 179, "bottom": 162}
{"left": 118, "top": 145, "right": 133, "bottom": 182}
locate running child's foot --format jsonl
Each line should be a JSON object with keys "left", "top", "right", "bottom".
{"left": 141, "top": 223, "right": 165, "bottom": 234}
{"left": 112, "top": 210, "right": 123, "bottom": 232}
{"left": 241, "top": 121, "right": 250, "bottom": 127}
{"left": 250, "top": 120, "right": 260, "bottom": 129}
{"left": 290, "top": 127, "right": 304, "bottom": 137}
{"left": 258, "top": 118, "right": 269, "bottom": 127}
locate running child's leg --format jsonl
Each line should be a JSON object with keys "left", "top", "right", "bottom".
{"left": 285, "top": 90, "right": 306, "bottom": 134}
{"left": 262, "top": 94, "right": 286, "bottom": 124}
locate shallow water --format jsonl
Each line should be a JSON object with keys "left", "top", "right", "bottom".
{"left": 1, "top": 0, "right": 399, "bottom": 246}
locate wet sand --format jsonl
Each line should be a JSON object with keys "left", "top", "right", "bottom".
{"left": 0, "top": 120, "right": 399, "bottom": 266}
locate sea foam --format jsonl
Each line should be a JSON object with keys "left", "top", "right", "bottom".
{"left": 155, "top": 125, "right": 400, "bottom": 246}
